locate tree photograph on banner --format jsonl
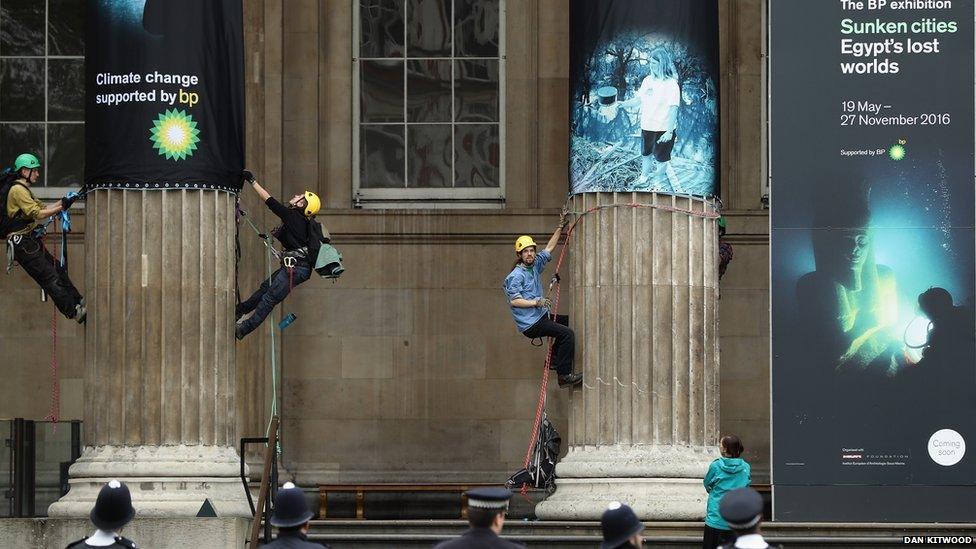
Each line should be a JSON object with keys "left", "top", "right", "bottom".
{"left": 569, "top": 0, "right": 719, "bottom": 196}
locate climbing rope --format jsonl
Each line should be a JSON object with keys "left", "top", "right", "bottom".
{"left": 518, "top": 197, "right": 720, "bottom": 497}
{"left": 264, "top": 229, "right": 282, "bottom": 456}
{"left": 2, "top": 189, "right": 86, "bottom": 430}
{"left": 39, "top": 218, "right": 64, "bottom": 427}
{"left": 236, "top": 201, "right": 283, "bottom": 456}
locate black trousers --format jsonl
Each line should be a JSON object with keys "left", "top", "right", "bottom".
{"left": 702, "top": 525, "right": 734, "bottom": 549}
{"left": 12, "top": 234, "right": 83, "bottom": 319}
{"left": 236, "top": 264, "right": 312, "bottom": 338}
{"left": 523, "top": 315, "right": 575, "bottom": 375}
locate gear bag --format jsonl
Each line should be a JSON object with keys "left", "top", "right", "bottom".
{"left": 314, "top": 243, "right": 345, "bottom": 279}
{"left": 307, "top": 220, "right": 345, "bottom": 279}
{"left": 506, "top": 411, "right": 561, "bottom": 492}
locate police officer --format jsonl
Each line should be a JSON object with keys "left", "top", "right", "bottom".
{"left": 261, "top": 482, "right": 329, "bottom": 548}
{"left": 718, "top": 488, "right": 781, "bottom": 549}
{"left": 64, "top": 480, "right": 137, "bottom": 548}
{"left": 600, "top": 502, "right": 645, "bottom": 548}
{"left": 434, "top": 487, "right": 524, "bottom": 548}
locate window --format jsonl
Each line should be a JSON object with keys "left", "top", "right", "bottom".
{"left": 354, "top": 0, "right": 505, "bottom": 207}
{"left": 0, "top": 0, "right": 84, "bottom": 193}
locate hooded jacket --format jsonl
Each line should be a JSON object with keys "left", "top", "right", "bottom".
{"left": 704, "top": 457, "right": 751, "bottom": 530}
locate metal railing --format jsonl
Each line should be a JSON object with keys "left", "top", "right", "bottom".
{"left": 240, "top": 436, "right": 279, "bottom": 544}
{"left": 2, "top": 419, "right": 82, "bottom": 517}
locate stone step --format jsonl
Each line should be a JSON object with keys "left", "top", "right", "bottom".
{"left": 302, "top": 519, "right": 976, "bottom": 548}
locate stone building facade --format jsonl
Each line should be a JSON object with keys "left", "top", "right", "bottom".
{"left": 0, "top": 0, "right": 769, "bottom": 499}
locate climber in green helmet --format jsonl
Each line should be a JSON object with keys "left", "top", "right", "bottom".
{"left": 1, "top": 153, "right": 85, "bottom": 322}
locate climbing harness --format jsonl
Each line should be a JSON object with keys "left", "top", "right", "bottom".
{"left": 517, "top": 196, "right": 720, "bottom": 498}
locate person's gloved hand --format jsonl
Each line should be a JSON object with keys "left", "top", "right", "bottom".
{"left": 60, "top": 191, "right": 79, "bottom": 211}
{"left": 242, "top": 169, "right": 256, "bottom": 183}
{"left": 537, "top": 297, "right": 552, "bottom": 309}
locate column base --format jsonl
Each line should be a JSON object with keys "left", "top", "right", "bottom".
{"left": 48, "top": 445, "right": 251, "bottom": 518}
{"left": 535, "top": 477, "right": 708, "bottom": 520}
{"left": 535, "top": 445, "right": 716, "bottom": 520}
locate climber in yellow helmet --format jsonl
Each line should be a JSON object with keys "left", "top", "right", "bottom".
{"left": 236, "top": 170, "right": 325, "bottom": 340}
{"left": 502, "top": 215, "right": 582, "bottom": 388}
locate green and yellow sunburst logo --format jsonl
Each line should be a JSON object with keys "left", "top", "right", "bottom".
{"left": 149, "top": 109, "right": 201, "bottom": 161}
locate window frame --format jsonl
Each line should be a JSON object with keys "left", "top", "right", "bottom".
{"left": 352, "top": 0, "right": 506, "bottom": 208}
{"left": 0, "top": 0, "right": 85, "bottom": 199}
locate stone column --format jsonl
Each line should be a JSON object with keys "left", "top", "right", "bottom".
{"left": 49, "top": 189, "right": 250, "bottom": 517}
{"left": 535, "top": 192, "right": 720, "bottom": 520}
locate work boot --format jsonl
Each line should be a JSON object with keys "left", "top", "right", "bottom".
{"left": 74, "top": 303, "right": 86, "bottom": 324}
{"left": 558, "top": 372, "right": 582, "bottom": 388}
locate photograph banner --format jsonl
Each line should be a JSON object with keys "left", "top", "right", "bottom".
{"left": 569, "top": 0, "right": 719, "bottom": 196}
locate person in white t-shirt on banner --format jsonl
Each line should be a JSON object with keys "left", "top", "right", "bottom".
{"left": 622, "top": 48, "right": 682, "bottom": 192}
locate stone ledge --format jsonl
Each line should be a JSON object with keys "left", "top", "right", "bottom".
{"left": 0, "top": 517, "right": 249, "bottom": 549}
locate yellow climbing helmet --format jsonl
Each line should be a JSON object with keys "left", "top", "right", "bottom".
{"left": 514, "top": 235, "right": 537, "bottom": 253}
{"left": 303, "top": 191, "right": 321, "bottom": 217}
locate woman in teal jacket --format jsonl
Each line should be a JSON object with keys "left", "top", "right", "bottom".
{"left": 703, "top": 435, "right": 751, "bottom": 549}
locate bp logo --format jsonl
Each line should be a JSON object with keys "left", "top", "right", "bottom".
{"left": 149, "top": 109, "right": 201, "bottom": 161}
{"left": 888, "top": 140, "right": 907, "bottom": 161}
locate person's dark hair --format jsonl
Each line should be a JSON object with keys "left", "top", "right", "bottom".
{"left": 468, "top": 507, "right": 503, "bottom": 529}
{"left": 721, "top": 435, "right": 744, "bottom": 458}
{"left": 919, "top": 287, "right": 953, "bottom": 317}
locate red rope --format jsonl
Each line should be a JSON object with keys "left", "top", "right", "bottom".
{"left": 47, "top": 303, "right": 59, "bottom": 425}
{"left": 38, "top": 227, "right": 60, "bottom": 426}
{"left": 519, "top": 218, "right": 575, "bottom": 499}
{"left": 517, "top": 200, "right": 718, "bottom": 498}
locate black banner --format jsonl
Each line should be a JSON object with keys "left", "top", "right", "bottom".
{"left": 569, "top": 0, "right": 719, "bottom": 196}
{"left": 85, "top": 0, "right": 244, "bottom": 192}
{"left": 770, "top": 0, "right": 976, "bottom": 521}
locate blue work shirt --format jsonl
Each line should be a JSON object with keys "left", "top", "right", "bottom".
{"left": 502, "top": 249, "right": 551, "bottom": 332}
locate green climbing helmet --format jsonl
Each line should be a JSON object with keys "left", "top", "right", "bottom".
{"left": 13, "top": 153, "right": 40, "bottom": 172}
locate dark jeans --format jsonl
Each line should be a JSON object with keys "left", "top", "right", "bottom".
{"left": 523, "top": 315, "right": 575, "bottom": 375}
{"left": 236, "top": 264, "right": 311, "bottom": 338}
{"left": 12, "top": 234, "right": 83, "bottom": 319}
{"left": 702, "top": 525, "right": 734, "bottom": 549}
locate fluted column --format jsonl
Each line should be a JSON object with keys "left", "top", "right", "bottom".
{"left": 49, "top": 189, "right": 249, "bottom": 517}
{"left": 535, "top": 192, "right": 720, "bottom": 520}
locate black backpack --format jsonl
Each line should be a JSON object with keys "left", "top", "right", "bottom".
{"left": 0, "top": 172, "right": 32, "bottom": 238}
{"left": 506, "top": 412, "right": 561, "bottom": 492}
